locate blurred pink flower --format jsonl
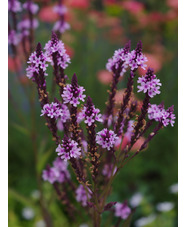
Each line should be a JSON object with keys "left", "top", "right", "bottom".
{"left": 68, "top": 0, "right": 89, "bottom": 9}
{"left": 8, "top": 56, "right": 21, "bottom": 72}
{"left": 97, "top": 70, "right": 113, "bottom": 84}
{"left": 39, "top": 6, "right": 59, "bottom": 22}
{"left": 138, "top": 53, "right": 162, "bottom": 75}
{"left": 65, "top": 44, "right": 74, "bottom": 58}
{"left": 167, "top": 0, "right": 178, "bottom": 9}
{"left": 116, "top": 135, "right": 146, "bottom": 151}
{"left": 149, "top": 12, "right": 165, "bottom": 22}
{"left": 122, "top": 1, "right": 144, "bottom": 14}
{"left": 115, "top": 89, "right": 143, "bottom": 112}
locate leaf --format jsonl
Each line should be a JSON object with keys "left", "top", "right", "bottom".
{"left": 11, "top": 123, "right": 30, "bottom": 136}
{"left": 37, "top": 148, "right": 53, "bottom": 173}
{"left": 9, "top": 188, "right": 35, "bottom": 207}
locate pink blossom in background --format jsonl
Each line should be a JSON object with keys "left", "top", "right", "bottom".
{"left": 115, "top": 89, "right": 143, "bottom": 112}
{"left": 165, "top": 9, "right": 177, "bottom": 20}
{"left": 65, "top": 45, "right": 74, "bottom": 58}
{"left": 122, "top": 1, "right": 144, "bottom": 15}
{"left": 68, "top": 0, "right": 89, "bottom": 9}
{"left": 8, "top": 56, "right": 21, "bottom": 72}
{"left": 97, "top": 70, "right": 113, "bottom": 85}
{"left": 116, "top": 135, "right": 146, "bottom": 151}
{"left": 167, "top": 0, "right": 178, "bottom": 9}
{"left": 39, "top": 6, "right": 59, "bottom": 22}
{"left": 138, "top": 53, "right": 162, "bottom": 75}
{"left": 148, "top": 12, "right": 165, "bottom": 23}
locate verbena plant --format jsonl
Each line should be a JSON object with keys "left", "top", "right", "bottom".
{"left": 26, "top": 32, "right": 175, "bottom": 227}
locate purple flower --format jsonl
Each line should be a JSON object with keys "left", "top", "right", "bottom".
{"left": 78, "top": 105, "right": 103, "bottom": 126}
{"left": 148, "top": 104, "right": 175, "bottom": 127}
{"left": 75, "top": 185, "right": 91, "bottom": 207}
{"left": 62, "top": 84, "right": 86, "bottom": 107}
{"left": 115, "top": 202, "right": 131, "bottom": 220}
{"left": 41, "top": 102, "right": 70, "bottom": 121}
{"left": 53, "top": 21, "right": 71, "bottom": 34}
{"left": 42, "top": 166, "right": 59, "bottom": 184}
{"left": 56, "top": 136, "right": 81, "bottom": 161}
{"left": 53, "top": 5, "right": 67, "bottom": 15}
{"left": 137, "top": 68, "right": 161, "bottom": 98}
{"left": 26, "top": 49, "right": 50, "bottom": 79}
{"left": 96, "top": 128, "right": 119, "bottom": 150}
{"left": 8, "top": 0, "right": 22, "bottom": 12}
{"left": 106, "top": 48, "right": 130, "bottom": 77}
{"left": 8, "top": 30, "right": 21, "bottom": 46}
{"left": 106, "top": 41, "right": 147, "bottom": 76}
{"left": 23, "top": 2, "right": 39, "bottom": 14}
{"left": 44, "top": 37, "right": 71, "bottom": 70}
{"left": 53, "top": 157, "right": 70, "bottom": 183}
{"left": 18, "top": 18, "right": 39, "bottom": 30}
{"left": 42, "top": 157, "right": 70, "bottom": 184}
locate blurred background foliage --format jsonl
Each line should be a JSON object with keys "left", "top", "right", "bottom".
{"left": 9, "top": 0, "right": 177, "bottom": 226}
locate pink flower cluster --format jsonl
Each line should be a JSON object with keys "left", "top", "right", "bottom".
{"left": 75, "top": 185, "right": 92, "bottom": 207}
{"left": 106, "top": 47, "right": 147, "bottom": 76}
{"left": 148, "top": 104, "right": 175, "bottom": 127}
{"left": 56, "top": 137, "right": 81, "bottom": 161}
{"left": 23, "top": 2, "right": 39, "bottom": 14}
{"left": 53, "top": 5, "right": 67, "bottom": 15}
{"left": 42, "top": 157, "right": 70, "bottom": 184}
{"left": 41, "top": 102, "right": 70, "bottom": 121}
{"left": 137, "top": 68, "right": 161, "bottom": 98}
{"left": 8, "top": 30, "right": 21, "bottom": 46}
{"left": 78, "top": 105, "right": 103, "bottom": 126}
{"left": 115, "top": 202, "right": 131, "bottom": 220}
{"left": 44, "top": 39, "right": 71, "bottom": 69}
{"left": 53, "top": 4, "right": 70, "bottom": 34}
{"left": 18, "top": 18, "right": 39, "bottom": 31}
{"left": 8, "top": 0, "right": 22, "bottom": 12}
{"left": 62, "top": 84, "right": 86, "bottom": 107}
{"left": 26, "top": 50, "right": 50, "bottom": 79}
{"left": 96, "top": 128, "right": 119, "bottom": 150}
{"left": 53, "top": 21, "right": 71, "bottom": 34}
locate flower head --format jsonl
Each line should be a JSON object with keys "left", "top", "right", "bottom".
{"left": 42, "top": 157, "right": 70, "bottom": 184}
{"left": 106, "top": 41, "right": 131, "bottom": 76}
{"left": 42, "top": 166, "right": 59, "bottom": 184}
{"left": 106, "top": 41, "right": 147, "bottom": 76}
{"left": 62, "top": 74, "right": 86, "bottom": 107}
{"left": 18, "top": 18, "right": 39, "bottom": 30}
{"left": 56, "top": 136, "right": 81, "bottom": 161}
{"left": 115, "top": 201, "right": 131, "bottom": 220}
{"left": 75, "top": 185, "right": 91, "bottom": 207}
{"left": 44, "top": 33, "right": 71, "bottom": 69}
{"left": 148, "top": 104, "right": 175, "bottom": 127}
{"left": 96, "top": 128, "right": 119, "bottom": 150}
{"left": 41, "top": 102, "right": 70, "bottom": 121}
{"left": 137, "top": 68, "right": 161, "bottom": 98}
{"left": 23, "top": 1, "right": 39, "bottom": 14}
{"left": 8, "top": 30, "right": 21, "bottom": 46}
{"left": 53, "top": 5, "right": 67, "bottom": 15}
{"left": 78, "top": 96, "right": 103, "bottom": 126}
{"left": 53, "top": 21, "right": 71, "bottom": 34}
{"left": 26, "top": 43, "right": 50, "bottom": 79}
{"left": 8, "top": 0, "right": 22, "bottom": 12}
